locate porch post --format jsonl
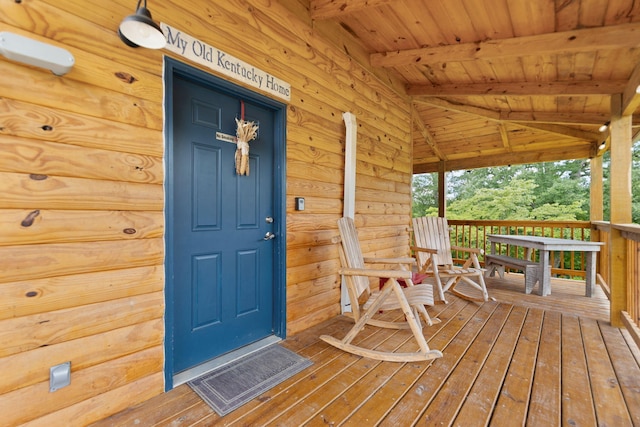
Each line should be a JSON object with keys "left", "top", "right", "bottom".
{"left": 438, "top": 161, "right": 446, "bottom": 217}
{"left": 609, "top": 94, "right": 632, "bottom": 327}
{"left": 590, "top": 156, "right": 603, "bottom": 221}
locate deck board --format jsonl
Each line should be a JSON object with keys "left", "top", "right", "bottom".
{"left": 601, "top": 325, "right": 640, "bottom": 425}
{"left": 422, "top": 303, "right": 512, "bottom": 424}
{"left": 379, "top": 302, "right": 499, "bottom": 426}
{"left": 581, "top": 317, "right": 634, "bottom": 426}
{"left": 91, "top": 276, "right": 639, "bottom": 427}
{"left": 481, "top": 273, "right": 610, "bottom": 321}
{"left": 343, "top": 299, "right": 469, "bottom": 425}
{"left": 453, "top": 305, "right": 527, "bottom": 426}
{"left": 527, "top": 310, "right": 562, "bottom": 426}
{"left": 491, "top": 308, "right": 543, "bottom": 426}
{"left": 562, "top": 315, "right": 598, "bottom": 426}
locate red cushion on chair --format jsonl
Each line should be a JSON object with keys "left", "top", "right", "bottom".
{"left": 379, "top": 272, "right": 429, "bottom": 290}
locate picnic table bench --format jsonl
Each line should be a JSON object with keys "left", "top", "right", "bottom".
{"left": 484, "top": 254, "right": 541, "bottom": 294}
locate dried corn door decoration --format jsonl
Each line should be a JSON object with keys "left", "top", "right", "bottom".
{"left": 234, "top": 117, "right": 258, "bottom": 175}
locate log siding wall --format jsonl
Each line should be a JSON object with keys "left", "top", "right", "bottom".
{"left": 0, "top": 0, "right": 413, "bottom": 424}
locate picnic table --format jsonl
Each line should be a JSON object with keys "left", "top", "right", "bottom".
{"left": 486, "top": 234, "right": 603, "bottom": 297}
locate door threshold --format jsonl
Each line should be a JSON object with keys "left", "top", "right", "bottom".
{"left": 172, "top": 335, "right": 282, "bottom": 387}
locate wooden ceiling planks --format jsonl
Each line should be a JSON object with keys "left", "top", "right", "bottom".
{"left": 308, "top": 0, "right": 640, "bottom": 172}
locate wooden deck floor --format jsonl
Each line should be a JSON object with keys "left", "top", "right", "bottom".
{"left": 93, "top": 276, "right": 640, "bottom": 426}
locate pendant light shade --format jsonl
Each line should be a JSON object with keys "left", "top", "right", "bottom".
{"left": 119, "top": 0, "right": 166, "bottom": 49}
{"left": 598, "top": 121, "right": 610, "bottom": 133}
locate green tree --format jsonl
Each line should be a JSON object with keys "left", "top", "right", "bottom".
{"left": 448, "top": 166, "right": 525, "bottom": 200}
{"left": 519, "top": 160, "right": 590, "bottom": 220}
{"left": 530, "top": 201, "right": 584, "bottom": 221}
{"left": 445, "top": 178, "right": 537, "bottom": 220}
{"left": 412, "top": 142, "right": 640, "bottom": 223}
{"left": 412, "top": 173, "right": 438, "bottom": 217}
{"left": 602, "top": 141, "right": 640, "bottom": 223}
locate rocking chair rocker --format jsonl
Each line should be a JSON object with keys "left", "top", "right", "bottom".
{"left": 319, "top": 217, "right": 443, "bottom": 362}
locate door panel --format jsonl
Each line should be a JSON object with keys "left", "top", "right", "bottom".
{"left": 171, "top": 75, "right": 276, "bottom": 373}
{"left": 192, "top": 143, "right": 221, "bottom": 230}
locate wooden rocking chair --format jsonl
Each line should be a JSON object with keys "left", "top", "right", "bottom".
{"left": 319, "top": 217, "right": 443, "bottom": 362}
{"left": 411, "top": 216, "right": 490, "bottom": 303}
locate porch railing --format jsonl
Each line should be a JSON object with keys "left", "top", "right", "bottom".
{"left": 444, "top": 219, "right": 640, "bottom": 334}
{"left": 593, "top": 221, "right": 640, "bottom": 335}
{"left": 447, "top": 219, "right": 592, "bottom": 279}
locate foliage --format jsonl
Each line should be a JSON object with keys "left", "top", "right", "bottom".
{"left": 445, "top": 179, "right": 536, "bottom": 220}
{"left": 412, "top": 142, "right": 640, "bottom": 222}
{"left": 602, "top": 143, "right": 640, "bottom": 222}
{"left": 411, "top": 174, "right": 438, "bottom": 217}
{"left": 530, "top": 201, "right": 585, "bottom": 221}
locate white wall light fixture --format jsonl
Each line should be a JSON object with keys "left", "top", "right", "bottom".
{"left": 0, "top": 32, "right": 75, "bottom": 76}
{"left": 119, "top": 0, "right": 166, "bottom": 49}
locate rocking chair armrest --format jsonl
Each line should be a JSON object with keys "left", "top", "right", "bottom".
{"left": 410, "top": 246, "right": 438, "bottom": 254}
{"left": 363, "top": 256, "right": 416, "bottom": 265}
{"left": 451, "top": 245, "right": 483, "bottom": 255}
{"left": 340, "top": 267, "right": 412, "bottom": 280}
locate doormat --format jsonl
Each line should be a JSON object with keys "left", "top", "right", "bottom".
{"left": 188, "top": 344, "right": 313, "bottom": 416}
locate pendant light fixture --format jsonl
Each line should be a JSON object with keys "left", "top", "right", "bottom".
{"left": 119, "top": 0, "right": 166, "bottom": 49}
{"left": 598, "top": 121, "right": 610, "bottom": 133}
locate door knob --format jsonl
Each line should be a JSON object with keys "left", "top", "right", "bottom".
{"left": 263, "top": 232, "right": 276, "bottom": 240}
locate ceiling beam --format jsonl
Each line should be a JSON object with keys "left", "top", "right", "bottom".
{"left": 498, "top": 124, "right": 511, "bottom": 151}
{"left": 371, "top": 22, "right": 640, "bottom": 67}
{"left": 623, "top": 62, "right": 640, "bottom": 116}
{"left": 413, "top": 97, "right": 502, "bottom": 120}
{"left": 412, "top": 108, "right": 446, "bottom": 160}
{"left": 407, "top": 80, "right": 626, "bottom": 97}
{"left": 413, "top": 154, "right": 442, "bottom": 166}
{"left": 500, "top": 111, "right": 610, "bottom": 126}
{"left": 310, "top": 0, "right": 397, "bottom": 20}
{"left": 414, "top": 145, "right": 594, "bottom": 174}
{"left": 414, "top": 98, "right": 603, "bottom": 140}
{"left": 511, "top": 123, "right": 601, "bottom": 142}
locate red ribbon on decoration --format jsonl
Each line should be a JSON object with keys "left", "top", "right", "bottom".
{"left": 240, "top": 99, "right": 245, "bottom": 121}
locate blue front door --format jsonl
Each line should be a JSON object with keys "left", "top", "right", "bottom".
{"left": 169, "top": 73, "right": 279, "bottom": 374}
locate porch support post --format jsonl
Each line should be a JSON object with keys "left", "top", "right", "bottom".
{"left": 590, "top": 156, "right": 604, "bottom": 221}
{"left": 609, "top": 94, "right": 632, "bottom": 327}
{"left": 438, "top": 161, "right": 446, "bottom": 217}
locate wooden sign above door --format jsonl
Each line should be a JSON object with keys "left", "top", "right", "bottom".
{"left": 161, "top": 23, "right": 291, "bottom": 102}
